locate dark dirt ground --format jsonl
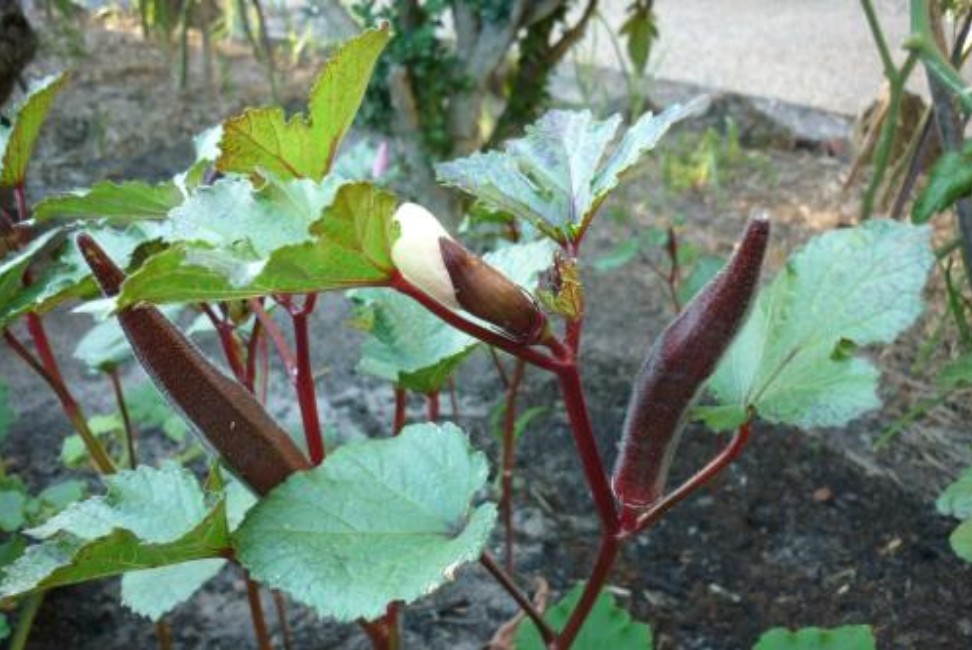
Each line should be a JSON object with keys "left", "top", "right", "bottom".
{"left": 3, "top": 11, "right": 972, "bottom": 650}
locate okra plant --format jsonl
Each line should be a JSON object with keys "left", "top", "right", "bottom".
{"left": 0, "top": 25, "right": 934, "bottom": 649}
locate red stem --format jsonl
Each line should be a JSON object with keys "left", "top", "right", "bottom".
{"left": 426, "top": 391, "right": 439, "bottom": 422}
{"left": 258, "top": 327, "right": 270, "bottom": 404}
{"left": 393, "top": 387, "right": 406, "bottom": 435}
{"left": 13, "top": 184, "right": 28, "bottom": 223}
{"left": 271, "top": 590, "right": 294, "bottom": 650}
{"left": 3, "top": 328, "right": 116, "bottom": 474}
{"left": 554, "top": 361, "right": 619, "bottom": 533}
{"left": 630, "top": 419, "right": 753, "bottom": 534}
{"left": 552, "top": 533, "right": 621, "bottom": 649}
{"left": 26, "top": 313, "right": 66, "bottom": 385}
{"left": 246, "top": 316, "right": 264, "bottom": 392}
{"left": 480, "top": 553, "right": 556, "bottom": 645}
{"left": 500, "top": 359, "right": 526, "bottom": 574}
{"left": 245, "top": 576, "right": 274, "bottom": 650}
{"left": 290, "top": 294, "right": 325, "bottom": 465}
{"left": 201, "top": 304, "right": 247, "bottom": 385}
{"left": 391, "top": 273, "right": 563, "bottom": 373}
{"left": 248, "top": 299, "right": 298, "bottom": 376}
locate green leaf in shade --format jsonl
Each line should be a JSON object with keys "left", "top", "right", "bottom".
{"left": 0, "top": 380, "right": 15, "bottom": 445}
{"left": 0, "top": 490, "right": 27, "bottom": 532}
{"left": 0, "top": 464, "right": 230, "bottom": 599}
{"left": 0, "top": 229, "right": 62, "bottom": 326}
{"left": 437, "top": 98, "right": 707, "bottom": 243}
{"left": 936, "top": 352, "right": 972, "bottom": 390}
{"left": 119, "top": 476, "right": 254, "bottom": 621}
{"left": 121, "top": 559, "right": 225, "bottom": 621}
{"left": 33, "top": 180, "right": 183, "bottom": 223}
{"left": 753, "top": 625, "right": 876, "bottom": 650}
{"left": 354, "top": 239, "right": 556, "bottom": 392}
{"left": 0, "top": 73, "right": 69, "bottom": 187}
{"left": 913, "top": 143, "right": 972, "bottom": 223}
{"left": 937, "top": 466, "right": 972, "bottom": 520}
{"left": 1, "top": 223, "right": 160, "bottom": 325}
{"left": 620, "top": 5, "right": 658, "bottom": 76}
{"left": 217, "top": 27, "right": 389, "bottom": 180}
{"left": 0, "top": 612, "right": 8, "bottom": 640}
{"left": 703, "top": 220, "right": 933, "bottom": 430}
{"left": 676, "top": 254, "right": 724, "bottom": 305}
{"left": 593, "top": 238, "right": 641, "bottom": 272}
{"left": 234, "top": 423, "right": 497, "bottom": 622}
{"left": 950, "top": 517, "right": 972, "bottom": 563}
{"left": 515, "top": 582, "right": 653, "bottom": 650}
{"left": 118, "top": 182, "right": 396, "bottom": 306}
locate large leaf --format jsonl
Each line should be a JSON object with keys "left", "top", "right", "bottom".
{"left": 436, "top": 98, "right": 707, "bottom": 243}
{"left": 0, "top": 229, "right": 62, "bottom": 325}
{"left": 355, "top": 239, "right": 556, "bottom": 392}
{"left": 0, "top": 73, "right": 69, "bottom": 187}
{"left": 118, "top": 182, "right": 397, "bottom": 305}
{"left": 515, "top": 583, "right": 653, "bottom": 650}
{"left": 701, "top": 220, "right": 933, "bottom": 430}
{"left": 753, "top": 625, "right": 876, "bottom": 650}
{"left": 217, "top": 27, "right": 389, "bottom": 180}
{"left": 0, "top": 464, "right": 230, "bottom": 599}
{"left": 937, "top": 466, "right": 972, "bottom": 520}
{"left": 119, "top": 476, "right": 255, "bottom": 620}
{"left": 34, "top": 180, "right": 183, "bottom": 223}
{"left": 234, "top": 423, "right": 496, "bottom": 622}
{"left": 0, "top": 223, "right": 160, "bottom": 325}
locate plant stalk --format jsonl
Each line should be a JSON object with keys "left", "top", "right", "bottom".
{"left": 480, "top": 553, "right": 556, "bottom": 645}
{"left": 108, "top": 367, "right": 138, "bottom": 469}
{"left": 393, "top": 387, "right": 407, "bottom": 435}
{"left": 426, "top": 391, "right": 440, "bottom": 422}
{"left": 500, "top": 359, "right": 527, "bottom": 574}
{"left": 245, "top": 576, "right": 274, "bottom": 650}
{"left": 289, "top": 294, "right": 325, "bottom": 464}
{"left": 9, "top": 591, "right": 44, "bottom": 650}
{"left": 552, "top": 533, "right": 621, "bottom": 649}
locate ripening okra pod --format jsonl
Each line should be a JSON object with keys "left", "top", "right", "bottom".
{"left": 611, "top": 216, "right": 769, "bottom": 513}
{"left": 77, "top": 234, "right": 311, "bottom": 496}
{"left": 392, "top": 202, "right": 548, "bottom": 344}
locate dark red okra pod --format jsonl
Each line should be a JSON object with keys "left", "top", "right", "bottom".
{"left": 77, "top": 234, "right": 311, "bottom": 496}
{"left": 611, "top": 216, "right": 769, "bottom": 512}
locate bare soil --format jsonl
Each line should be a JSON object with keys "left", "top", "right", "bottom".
{"left": 5, "top": 13, "right": 972, "bottom": 650}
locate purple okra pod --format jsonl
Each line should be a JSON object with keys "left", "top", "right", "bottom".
{"left": 77, "top": 234, "right": 311, "bottom": 496}
{"left": 611, "top": 216, "right": 770, "bottom": 513}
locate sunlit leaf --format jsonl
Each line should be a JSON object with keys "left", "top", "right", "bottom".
{"left": 702, "top": 220, "right": 933, "bottom": 429}
{"left": 217, "top": 27, "right": 389, "bottom": 180}
{"left": 753, "top": 625, "right": 876, "bottom": 650}
{"left": 34, "top": 180, "right": 183, "bottom": 223}
{"left": 0, "top": 73, "right": 69, "bottom": 187}
{"left": 437, "top": 99, "right": 707, "bottom": 242}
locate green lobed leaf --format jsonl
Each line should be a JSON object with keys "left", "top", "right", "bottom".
{"left": 913, "top": 143, "right": 972, "bottom": 224}
{"left": 0, "top": 73, "right": 69, "bottom": 187}
{"left": 0, "top": 229, "right": 62, "bottom": 326}
{"left": 436, "top": 99, "right": 706, "bottom": 243}
{"left": 704, "top": 220, "right": 933, "bottom": 430}
{"left": 753, "top": 625, "right": 876, "bottom": 649}
{"left": 217, "top": 27, "right": 390, "bottom": 180}
{"left": 234, "top": 423, "right": 497, "bottom": 622}
{"left": 515, "top": 582, "right": 653, "bottom": 650}
{"left": 0, "top": 464, "right": 230, "bottom": 600}
{"left": 937, "top": 466, "right": 972, "bottom": 520}
{"left": 33, "top": 180, "right": 183, "bottom": 223}
{"left": 118, "top": 182, "right": 397, "bottom": 305}
{"left": 1, "top": 223, "right": 160, "bottom": 325}
{"left": 950, "top": 517, "right": 972, "bottom": 563}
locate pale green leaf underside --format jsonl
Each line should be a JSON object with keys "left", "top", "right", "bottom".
{"left": 118, "top": 182, "right": 397, "bottom": 306}
{"left": 0, "top": 228, "right": 62, "bottom": 325}
{"left": 937, "top": 466, "right": 972, "bottom": 519}
{"left": 0, "top": 73, "right": 69, "bottom": 187}
{"left": 121, "top": 559, "right": 226, "bottom": 621}
{"left": 33, "top": 180, "right": 183, "bottom": 223}
{"left": 705, "top": 220, "right": 933, "bottom": 429}
{"left": 950, "top": 517, "right": 972, "bottom": 563}
{"left": 753, "top": 625, "right": 876, "bottom": 650}
{"left": 515, "top": 583, "right": 653, "bottom": 650}
{"left": 234, "top": 423, "right": 497, "bottom": 622}
{"left": 216, "top": 27, "right": 389, "bottom": 180}
{"left": 436, "top": 98, "right": 707, "bottom": 241}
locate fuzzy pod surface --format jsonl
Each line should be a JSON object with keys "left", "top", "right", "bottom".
{"left": 77, "top": 234, "right": 311, "bottom": 496}
{"left": 439, "top": 237, "right": 547, "bottom": 344}
{"left": 611, "top": 216, "right": 770, "bottom": 511}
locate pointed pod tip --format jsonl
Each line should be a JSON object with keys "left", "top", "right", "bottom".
{"left": 76, "top": 232, "right": 125, "bottom": 298}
